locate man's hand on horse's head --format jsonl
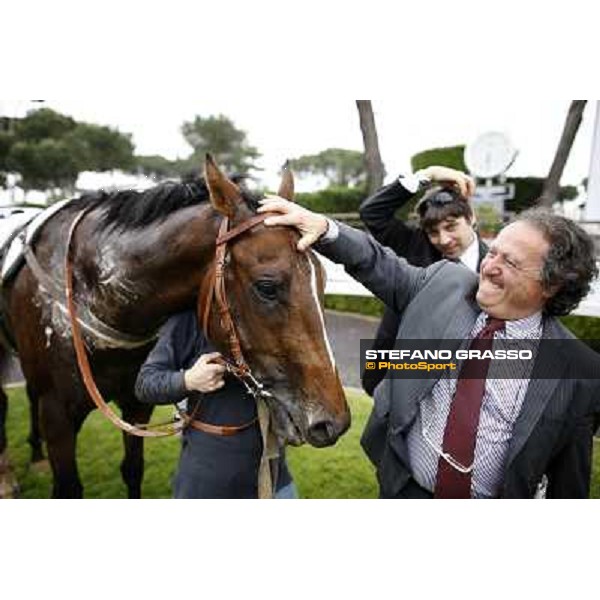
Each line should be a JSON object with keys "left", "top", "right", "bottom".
{"left": 259, "top": 196, "right": 329, "bottom": 251}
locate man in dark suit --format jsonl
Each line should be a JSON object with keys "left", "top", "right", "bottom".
{"left": 359, "top": 166, "right": 488, "bottom": 395}
{"left": 259, "top": 195, "right": 600, "bottom": 499}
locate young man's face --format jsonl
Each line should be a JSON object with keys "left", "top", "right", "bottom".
{"left": 476, "top": 221, "right": 553, "bottom": 320}
{"left": 424, "top": 216, "right": 475, "bottom": 260}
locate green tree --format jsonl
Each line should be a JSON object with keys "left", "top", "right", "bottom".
{"left": 13, "top": 107, "right": 77, "bottom": 142}
{"left": 411, "top": 145, "right": 467, "bottom": 172}
{"left": 66, "top": 123, "right": 135, "bottom": 172}
{"left": 289, "top": 148, "right": 366, "bottom": 188}
{"left": 3, "top": 107, "right": 135, "bottom": 194}
{"left": 7, "top": 139, "right": 80, "bottom": 192}
{"left": 180, "top": 114, "right": 260, "bottom": 174}
{"left": 136, "top": 154, "right": 180, "bottom": 179}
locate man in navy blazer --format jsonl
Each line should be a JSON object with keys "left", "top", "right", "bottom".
{"left": 359, "top": 166, "right": 488, "bottom": 396}
{"left": 259, "top": 195, "right": 600, "bottom": 499}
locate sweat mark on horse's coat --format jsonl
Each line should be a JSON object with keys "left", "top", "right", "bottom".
{"left": 44, "top": 326, "right": 52, "bottom": 348}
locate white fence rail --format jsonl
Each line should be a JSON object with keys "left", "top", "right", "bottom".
{"left": 321, "top": 254, "right": 600, "bottom": 319}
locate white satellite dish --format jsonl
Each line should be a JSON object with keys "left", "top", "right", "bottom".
{"left": 464, "top": 132, "right": 518, "bottom": 179}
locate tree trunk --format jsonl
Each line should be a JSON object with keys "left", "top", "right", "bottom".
{"left": 356, "top": 100, "right": 385, "bottom": 195}
{"left": 539, "top": 100, "right": 587, "bottom": 207}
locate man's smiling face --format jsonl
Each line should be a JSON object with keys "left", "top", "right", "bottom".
{"left": 476, "top": 221, "right": 554, "bottom": 320}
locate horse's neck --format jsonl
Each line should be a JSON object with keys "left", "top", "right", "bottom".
{"left": 88, "top": 206, "right": 218, "bottom": 335}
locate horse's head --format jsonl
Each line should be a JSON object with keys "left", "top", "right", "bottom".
{"left": 199, "top": 155, "right": 350, "bottom": 447}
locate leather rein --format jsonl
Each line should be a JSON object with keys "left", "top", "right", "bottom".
{"left": 64, "top": 208, "right": 273, "bottom": 438}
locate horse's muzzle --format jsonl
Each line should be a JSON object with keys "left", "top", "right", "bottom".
{"left": 305, "top": 414, "right": 350, "bottom": 448}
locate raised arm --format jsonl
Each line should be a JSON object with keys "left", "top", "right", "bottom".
{"left": 359, "top": 178, "right": 420, "bottom": 247}
{"left": 359, "top": 167, "right": 476, "bottom": 249}
{"left": 258, "top": 198, "right": 437, "bottom": 316}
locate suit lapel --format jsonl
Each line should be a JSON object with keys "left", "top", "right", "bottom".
{"left": 396, "top": 296, "right": 480, "bottom": 424}
{"left": 441, "top": 288, "right": 481, "bottom": 341}
{"left": 504, "top": 318, "right": 568, "bottom": 468}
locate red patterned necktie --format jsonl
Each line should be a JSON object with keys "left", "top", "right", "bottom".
{"left": 434, "top": 316, "right": 506, "bottom": 499}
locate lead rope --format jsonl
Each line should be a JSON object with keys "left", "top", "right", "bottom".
{"left": 257, "top": 399, "right": 274, "bottom": 499}
{"left": 218, "top": 356, "right": 279, "bottom": 499}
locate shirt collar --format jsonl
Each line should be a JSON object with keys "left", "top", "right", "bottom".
{"left": 457, "top": 234, "right": 479, "bottom": 274}
{"left": 472, "top": 311, "right": 543, "bottom": 339}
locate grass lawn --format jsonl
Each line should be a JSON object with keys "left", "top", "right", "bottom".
{"left": 3, "top": 386, "right": 377, "bottom": 499}
{"left": 3, "top": 385, "right": 599, "bottom": 499}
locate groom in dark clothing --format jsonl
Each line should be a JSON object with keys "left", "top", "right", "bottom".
{"left": 359, "top": 166, "right": 487, "bottom": 395}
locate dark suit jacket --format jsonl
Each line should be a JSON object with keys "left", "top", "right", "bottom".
{"left": 359, "top": 179, "right": 488, "bottom": 395}
{"left": 316, "top": 223, "right": 600, "bottom": 499}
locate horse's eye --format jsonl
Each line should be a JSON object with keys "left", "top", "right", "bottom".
{"left": 254, "top": 280, "right": 279, "bottom": 301}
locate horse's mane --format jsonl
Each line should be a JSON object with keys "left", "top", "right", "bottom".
{"left": 69, "top": 176, "right": 260, "bottom": 232}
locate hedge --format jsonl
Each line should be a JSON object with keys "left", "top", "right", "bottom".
{"left": 411, "top": 146, "right": 467, "bottom": 172}
{"left": 293, "top": 151, "right": 579, "bottom": 219}
{"left": 560, "top": 315, "right": 600, "bottom": 352}
{"left": 410, "top": 146, "right": 579, "bottom": 215}
{"left": 325, "top": 295, "right": 600, "bottom": 346}
{"left": 296, "top": 186, "right": 367, "bottom": 213}
{"left": 325, "top": 294, "right": 384, "bottom": 317}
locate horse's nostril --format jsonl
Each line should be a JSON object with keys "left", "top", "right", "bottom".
{"left": 307, "top": 420, "right": 336, "bottom": 447}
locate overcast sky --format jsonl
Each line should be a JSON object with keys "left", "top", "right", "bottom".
{"left": 2, "top": 99, "right": 597, "bottom": 192}
{"left": 3, "top": 1, "right": 598, "bottom": 196}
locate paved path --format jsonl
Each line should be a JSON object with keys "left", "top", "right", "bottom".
{"left": 0, "top": 310, "right": 381, "bottom": 392}
{"left": 324, "top": 309, "right": 379, "bottom": 390}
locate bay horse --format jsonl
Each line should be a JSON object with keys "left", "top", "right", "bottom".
{"left": 0, "top": 155, "right": 350, "bottom": 498}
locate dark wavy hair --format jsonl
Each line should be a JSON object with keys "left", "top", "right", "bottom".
{"left": 516, "top": 208, "right": 598, "bottom": 316}
{"left": 417, "top": 185, "right": 473, "bottom": 232}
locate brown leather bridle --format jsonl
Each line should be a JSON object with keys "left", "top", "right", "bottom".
{"left": 202, "top": 214, "right": 273, "bottom": 393}
{"left": 64, "top": 208, "right": 274, "bottom": 438}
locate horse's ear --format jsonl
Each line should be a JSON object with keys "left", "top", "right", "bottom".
{"left": 278, "top": 161, "right": 295, "bottom": 202}
{"left": 205, "top": 153, "right": 242, "bottom": 218}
